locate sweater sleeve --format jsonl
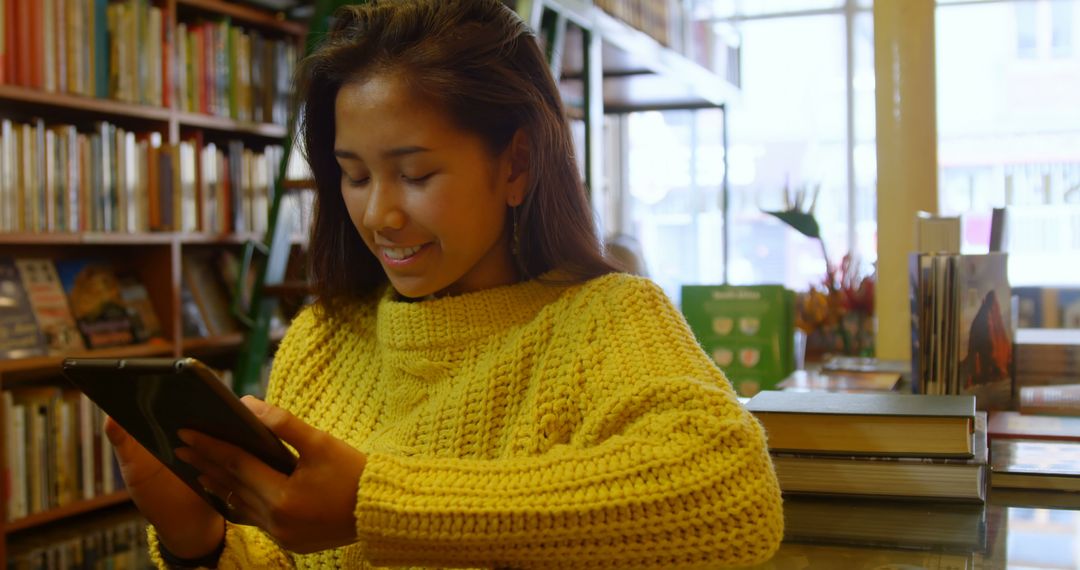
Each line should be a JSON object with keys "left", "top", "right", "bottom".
{"left": 147, "top": 522, "right": 293, "bottom": 569}
{"left": 353, "top": 276, "right": 784, "bottom": 568}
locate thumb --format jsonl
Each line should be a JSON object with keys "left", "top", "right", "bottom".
{"left": 242, "top": 396, "right": 318, "bottom": 452}
{"left": 103, "top": 415, "right": 129, "bottom": 447}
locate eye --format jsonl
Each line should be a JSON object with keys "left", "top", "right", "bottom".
{"left": 342, "top": 172, "right": 370, "bottom": 188}
{"left": 402, "top": 172, "right": 435, "bottom": 185}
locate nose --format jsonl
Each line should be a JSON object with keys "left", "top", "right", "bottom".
{"left": 362, "top": 179, "right": 406, "bottom": 232}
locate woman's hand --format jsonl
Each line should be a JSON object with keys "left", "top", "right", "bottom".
{"left": 174, "top": 397, "right": 367, "bottom": 554}
{"left": 105, "top": 417, "right": 225, "bottom": 559}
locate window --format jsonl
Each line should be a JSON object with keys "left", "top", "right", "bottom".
{"left": 612, "top": 1, "right": 875, "bottom": 303}
{"left": 937, "top": 0, "right": 1080, "bottom": 286}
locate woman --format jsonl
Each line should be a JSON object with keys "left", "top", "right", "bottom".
{"left": 107, "top": 1, "right": 784, "bottom": 567}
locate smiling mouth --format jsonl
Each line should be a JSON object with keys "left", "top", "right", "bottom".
{"left": 381, "top": 244, "right": 426, "bottom": 261}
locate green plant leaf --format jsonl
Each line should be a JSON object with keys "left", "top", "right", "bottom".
{"left": 765, "top": 209, "right": 821, "bottom": 239}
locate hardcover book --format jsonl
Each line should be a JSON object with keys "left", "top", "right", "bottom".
{"left": 771, "top": 412, "right": 988, "bottom": 502}
{"left": 747, "top": 390, "right": 975, "bottom": 457}
{"left": 988, "top": 411, "right": 1080, "bottom": 442}
{"left": 777, "top": 369, "right": 901, "bottom": 393}
{"left": 53, "top": 259, "right": 135, "bottom": 349}
{"left": 681, "top": 284, "right": 794, "bottom": 397}
{"left": 0, "top": 258, "right": 48, "bottom": 360}
{"left": 784, "top": 496, "right": 987, "bottom": 552}
{"left": 990, "top": 439, "right": 1080, "bottom": 492}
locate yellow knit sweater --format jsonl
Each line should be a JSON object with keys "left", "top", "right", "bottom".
{"left": 150, "top": 273, "right": 783, "bottom": 569}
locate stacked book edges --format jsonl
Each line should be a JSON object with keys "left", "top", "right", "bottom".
{"left": 747, "top": 391, "right": 986, "bottom": 502}
{"left": 784, "top": 496, "right": 988, "bottom": 553}
{"left": 1014, "top": 328, "right": 1080, "bottom": 392}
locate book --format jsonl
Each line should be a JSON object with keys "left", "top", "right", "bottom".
{"left": 990, "top": 439, "right": 1080, "bottom": 492}
{"left": 783, "top": 496, "right": 988, "bottom": 552}
{"left": 116, "top": 273, "right": 162, "bottom": 343}
{"left": 988, "top": 411, "right": 1080, "bottom": 442}
{"left": 15, "top": 258, "right": 85, "bottom": 354}
{"left": 777, "top": 370, "right": 901, "bottom": 393}
{"left": 0, "top": 257, "right": 48, "bottom": 359}
{"left": 681, "top": 285, "right": 795, "bottom": 397}
{"left": 54, "top": 258, "right": 135, "bottom": 349}
{"left": 821, "top": 356, "right": 911, "bottom": 376}
{"left": 771, "top": 412, "right": 988, "bottom": 502}
{"left": 955, "top": 253, "right": 1013, "bottom": 410}
{"left": 182, "top": 252, "right": 241, "bottom": 336}
{"left": 909, "top": 252, "right": 1013, "bottom": 409}
{"left": 1018, "top": 384, "right": 1080, "bottom": 416}
{"left": 746, "top": 391, "right": 975, "bottom": 457}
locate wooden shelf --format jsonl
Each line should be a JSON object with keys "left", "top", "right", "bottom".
{"left": 0, "top": 342, "right": 174, "bottom": 376}
{"left": 0, "top": 232, "right": 269, "bottom": 246}
{"left": 4, "top": 491, "right": 131, "bottom": 534}
{"left": 545, "top": 0, "right": 739, "bottom": 112}
{"left": 0, "top": 85, "right": 172, "bottom": 123}
{"left": 177, "top": 111, "right": 289, "bottom": 139}
{"left": 182, "top": 333, "right": 246, "bottom": 353}
{"left": 282, "top": 179, "right": 316, "bottom": 191}
{"left": 179, "top": 232, "right": 264, "bottom": 245}
{"left": 177, "top": 0, "right": 307, "bottom": 36}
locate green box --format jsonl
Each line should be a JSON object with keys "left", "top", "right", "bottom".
{"left": 681, "top": 285, "right": 795, "bottom": 396}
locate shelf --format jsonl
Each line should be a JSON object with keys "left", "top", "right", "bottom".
{"left": 177, "top": 111, "right": 289, "bottom": 139}
{"left": 177, "top": 0, "right": 307, "bottom": 36}
{"left": 0, "top": 85, "right": 172, "bottom": 123}
{"left": 282, "top": 179, "right": 316, "bottom": 191}
{"left": 544, "top": 0, "right": 739, "bottom": 112}
{"left": 0, "top": 232, "right": 267, "bottom": 246}
{"left": 179, "top": 233, "right": 265, "bottom": 245}
{"left": 4, "top": 491, "right": 131, "bottom": 534}
{"left": 182, "top": 333, "right": 246, "bottom": 353}
{"left": 0, "top": 342, "right": 174, "bottom": 376}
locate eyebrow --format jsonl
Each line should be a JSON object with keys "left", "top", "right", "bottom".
{"left": 333, "top": 146, "right": 431, "bottom": 160}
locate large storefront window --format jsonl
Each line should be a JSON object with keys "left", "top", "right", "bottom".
{"left": 937, "top": 0, "right": 1080, "bottom": 286}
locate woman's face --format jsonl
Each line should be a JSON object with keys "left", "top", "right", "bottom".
{"left": 334, "top": 74, "right": 525, "bottom": 299}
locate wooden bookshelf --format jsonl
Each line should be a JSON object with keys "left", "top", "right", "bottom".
{"left": 0, "top": 343, "right": 174, "bottom": 377}
{"left": 4, "top": 491, "right": 132, "bottom": 534}
{"left": 177, "top": 0, "right": 307, "bottom": 36}
{"left": 0, "top": 85, "right": 173, "bottom": 123}
{"left": 0, "top": 0, "right": 308, "bottom": 562}
{"left": 176, "top": 111, "right": 290, "bottom": 139}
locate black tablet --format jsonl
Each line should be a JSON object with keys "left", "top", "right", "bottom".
{"left": 61, "top": 357, "right": 297, "bottom": 520}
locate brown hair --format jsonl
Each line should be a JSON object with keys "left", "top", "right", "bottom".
{"left": 297, "top": 0, "right": 615, "bottom": 309}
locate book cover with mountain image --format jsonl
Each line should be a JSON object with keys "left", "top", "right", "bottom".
{"left": 956, "top": 253, "right": 1013, "bottom": 410}
{"left": 54, "top": 259, "right": 136, "bottom": 349}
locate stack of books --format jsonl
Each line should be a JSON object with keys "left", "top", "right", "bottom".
{"left": 988, "top": 411, "right": 1080, "bottom": 492}
{"left": 747, "top": 391, "right": 987, "bottom": 502}
{"left": 1014, "top": 328, "right": 1080, "bottom": 388}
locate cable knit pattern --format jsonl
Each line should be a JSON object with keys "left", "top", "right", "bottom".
{"left": 149, "top": 273, "right": 783, "bottom": 569}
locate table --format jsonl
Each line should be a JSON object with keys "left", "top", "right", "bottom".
{"left": 741, "top": 489, "right": 1080, "bottom": 569}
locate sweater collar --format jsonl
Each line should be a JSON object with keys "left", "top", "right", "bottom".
{"left": 375, "top": 273, "right": 570, "bottom": 350}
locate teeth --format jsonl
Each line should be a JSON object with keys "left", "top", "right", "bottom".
{"left": 383, "top": 245, "right": 423, "bottom": 260}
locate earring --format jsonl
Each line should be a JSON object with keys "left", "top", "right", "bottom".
{"left": 511, "top": 206, "right": 521, "bottom": 259}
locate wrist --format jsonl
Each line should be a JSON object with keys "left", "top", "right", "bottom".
{"left": 158, "top": 515, "right": 226, "bottom": 560}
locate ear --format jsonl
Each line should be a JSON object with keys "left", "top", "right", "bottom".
{"left": 504, "top": 129, "right": 530, "bottom": 207}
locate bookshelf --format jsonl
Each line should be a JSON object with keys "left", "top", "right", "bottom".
{"left": 0, "top": 0, "right": 308, "bottom": 563}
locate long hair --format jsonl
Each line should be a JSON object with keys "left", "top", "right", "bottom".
{"left": 296, "top": 0, "right": 615, "bottom": 310}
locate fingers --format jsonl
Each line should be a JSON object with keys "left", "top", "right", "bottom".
{"left": 175, "top": 430, "right": 288, "bottom": 509}
{"left": 242, "top": 396, "right": 319, "bottom": 454}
